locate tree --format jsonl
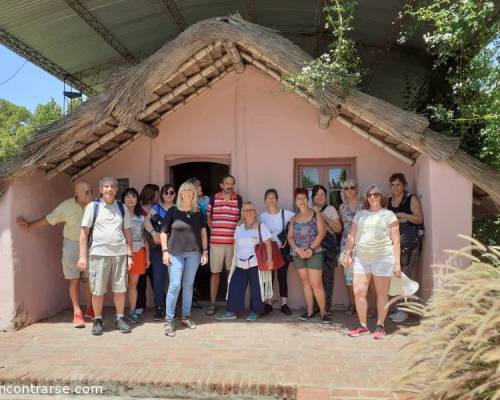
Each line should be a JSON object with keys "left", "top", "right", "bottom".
{"left": 30, "top": 98, "right": 62, "bottom": 131}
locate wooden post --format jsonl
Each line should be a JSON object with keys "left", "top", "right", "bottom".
{"left": 223, "top": 42, "right": 244, "bottom": 73}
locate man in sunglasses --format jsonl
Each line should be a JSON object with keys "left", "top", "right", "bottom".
{"left": 16, "top": 180, "right": 94, "bottom": 328}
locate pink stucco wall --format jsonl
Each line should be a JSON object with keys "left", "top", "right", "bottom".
{"left": 0, "top": 172, "right": 73, "bottom": 330}
{"left": 415, "top": 156, "right": 473, "bottom": 299}
{"left": 83, "top": 66, "right": 416, "bottom": 309}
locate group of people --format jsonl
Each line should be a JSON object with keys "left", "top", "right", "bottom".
{"left": 17, "top": 172, "right": 423, "bottom": 339}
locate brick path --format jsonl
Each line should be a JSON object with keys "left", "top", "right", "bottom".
{"left": 0, "top": 308, "right": 418, "bottom": 399}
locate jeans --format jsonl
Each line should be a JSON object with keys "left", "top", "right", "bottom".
{"left": 151, "top": 247, "right": 167, "bottom": 308}
{"left": 227, "top": 266, "right": 265, "bottom": 315}
{"left": 165, "top": 251, "right": 201, "bottom": 321}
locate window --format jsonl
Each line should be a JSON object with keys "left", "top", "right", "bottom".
{"left": 294, "top": 158, "right": 356, "bottom": 209}
{"left": 116, "top": 178, "right": 130, "bottom": 199}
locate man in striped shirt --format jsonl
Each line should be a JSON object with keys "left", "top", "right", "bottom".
{"left": 205, "top": 175, "right": 243, "bottom": 315}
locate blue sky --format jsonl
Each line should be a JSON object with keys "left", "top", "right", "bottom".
{"left": 0, "top": 44, "right": 68, "bottom": 111}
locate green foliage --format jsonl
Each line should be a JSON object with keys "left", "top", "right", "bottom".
{"left": 0, "top": 98, "right": 62, "bottom": 161}
{"left": 401, "top": 0, "right": 500, "bottom": 169}
{"left": 473, "top": 215, "right": 500, "bottom": 247}
{"left": 287, "top": 0, "right": 361, "bottom": 95}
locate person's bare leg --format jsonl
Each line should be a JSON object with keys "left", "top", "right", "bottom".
{"left": 347, "top": 285, "right": 355, "bottom": 306}
{"left": 353, "top": 273, "right": 371, "bottom": 326}
{"left": 210, "top": 273, "right": 220, "bottom": 305}
{"left": 92, "top": 295, "right": 104, "bottom": 317}
{"left": 368, "top": 280, "right": 377, "bottom": 316}
{"left": 83, "top": 280, "right": 92, "bottom": 309}
{"left": 308, "top": 270, "right": 326, "bottom": 315}
{"left": 128, "top": 274, "right": 139, "bottom": 311}
{"left": 68, "top": 279, "right": 82, "bottom": 314}
{"left": 297, "top": 269, "right": 314, "bottom": 314}
{"left": 373, "top": 276, "right": 391, "bottom": 326}
{"left": 114, "top": 292, "right": 126, "bottom": 315}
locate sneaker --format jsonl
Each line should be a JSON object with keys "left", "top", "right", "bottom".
{"left": 320, "top": 314, "right": 331, "bottom": 324}
{"left": 348, "top": 326, "right": 370, "bottom": 337}
{"left": 91, "top": 318, "right": 104, "bottom": 336}
{"left": 154, "top": 307, "right": 164, "bottom": 321}
{"left": 164, "top": 320, "right": 176, "bottom": 337}
{"left": 127, "top": 311, "right": 141, "bottom": 324}
{"left": 215, "top": 311, "right": 237, "bottom": 321}
{"left": 264, "top": 303, "right": 273, "bottom": 315}
{"left": 345, "top": 304, "right": 355, "bottom": 316}
{"left": 115, "top": 317, "right": 131, "bottom": 333}
{"left": 181, "top": 317, "right": 196, "bottom": 329}
{"left": 373, "top": 324, "right": 386, "bottom": 340}
{"left": 73, "top": 311, "right": 85, "bottom": 328}
{"left": 205, "top": 304, "right": 217, "bottom": 316}
{"left": 299, "top": 312, "right": 314, "bottom": 321}
{"left": 84, "top": 306, "right": 95, "bottom": 320}
{"left": 135, "top": 308, "right": 144, "bottom": 315}
{"left": 281, "top": 304, "right": 292, "bottom": 316}
{"left": 246, "top": 311, "right": 258, "bottom": 322}
{"left": 390, "top": 310, "right": 408, "bottom": 323}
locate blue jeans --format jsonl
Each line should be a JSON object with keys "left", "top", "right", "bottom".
{"left": 165, "top": 251, "right": 201, "bottom": 321}
{"left": 150, "top": 247, "right": 166, "bottom": 308}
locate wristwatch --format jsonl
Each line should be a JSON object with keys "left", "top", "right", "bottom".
{"left": 162, "top": 249, "right": 169, "bottom": 253}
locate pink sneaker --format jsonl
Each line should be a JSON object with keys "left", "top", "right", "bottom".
{"left": 73, "top": 312, "right": 85, "bottom": 328}
{"left": 348, "top": 326, "right": 369, "bottom": 337}
{"left": 85, "top": 306, "right": 95, "bottom": 320}
{"left": 373, "top": 324, "right": 386, "bottom": 340}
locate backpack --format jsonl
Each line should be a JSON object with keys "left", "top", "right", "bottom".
{"left": 319, "top": 205, "right": 338, "bottom": 261}
{"left": 88, "top": 199, "right": 125, "bottom": 248}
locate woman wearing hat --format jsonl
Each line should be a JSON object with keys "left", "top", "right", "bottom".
{"left": 345, "top": 184, "right": 401, "bottom": 339}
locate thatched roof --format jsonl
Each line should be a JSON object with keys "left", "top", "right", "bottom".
{"left": 1, "top": 14, "right": 499, "bottom": 205}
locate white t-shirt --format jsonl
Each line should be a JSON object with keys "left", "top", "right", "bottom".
{"left": 259, "top": 209, "right": 295, "bottom": 247}
{"left": 353, "top": 208, "right": 398, "bottom": 260}
{"left": 321, "top": 205, "right": 340, "bottom": 233}
{"left": 234, "top": 223, "right": 272, "bottom": 269}
{"left": 81, "top": 200, "right": 132, "bottom": 256}
{"left": 130, "top": 214, "right": 145, "bottom": 252}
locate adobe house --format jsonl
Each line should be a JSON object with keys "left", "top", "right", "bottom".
{"left": 0, "top": 15, "right": 498, "bottom": 330}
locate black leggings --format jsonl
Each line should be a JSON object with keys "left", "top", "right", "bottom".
{"left": 272, "top": 262, "right": 289, "bottom": 298}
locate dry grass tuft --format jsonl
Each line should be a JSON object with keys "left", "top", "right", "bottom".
{"left": 394, "top": 236, "right": 500, "bottom": 400}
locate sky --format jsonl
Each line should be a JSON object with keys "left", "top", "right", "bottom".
{"left": 0, "top": 44, "right": 68, "bottom": 112}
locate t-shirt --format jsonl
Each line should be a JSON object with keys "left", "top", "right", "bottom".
{"left": 46, "top": 198, "right": 85, "bottom": 241}
{"left": 259, "top": 209, "right": 295, "bottom": 247}
{"left": 161, "top": 209, "right": 206, "bottom": 255}
{"left": 353, "top": 209, "right": 398, "bottom": 260}
{"left": 81, "top": 199, "right": 132, "bottom": 256}
{"left": 208, "top": 192, "right": 241, "bottom": 245}
{"left": 130, "top": 214, "right": 145, "bottom": 252}
{"left": 234, "top": 223, "right": 272, "bottom": 269}
{"left": 321, "top": 205, "right": 340, "bottom": 233}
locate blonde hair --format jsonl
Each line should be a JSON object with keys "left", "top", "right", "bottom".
{"left": 239, "top": 201, "right": 258, "bottom": 228}
{"left": 340, "top": 178, "right": 362, "bottom": 204}
{"left": 176, "top": 181, "right": 199, "bottom": 212}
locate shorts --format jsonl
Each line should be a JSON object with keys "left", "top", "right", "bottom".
{"left": 89, "top": 255, "right": 128, "bottom": 296}
{"left": 129, "top": 248, "right": 147, "bottom": 275}
{"left": 62, "top": 238, "right": 88, "bottom": 281}
{"left": 292, "top": 252, "right": 323, "bottom": 270}
{"left": 352, "top": 254, "right": 395, "bottom": 277}
{"left": 210, "top": 244, "right": 234, "bottom": 273}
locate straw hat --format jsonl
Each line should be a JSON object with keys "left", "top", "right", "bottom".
{"left": 389, "top": 272, "right": 419, "bottom": 297}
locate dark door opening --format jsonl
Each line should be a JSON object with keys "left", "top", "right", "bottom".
{"left": 170, "top": 161, "right": 230, "bottom": 302}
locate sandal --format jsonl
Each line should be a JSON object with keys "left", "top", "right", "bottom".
{"left": 205, "top": 304, "right": 217, "bottom": 316}
{"left": 181, "top": 317, "right": 196, "bottom": 329}
{"left": 164, "top": 321, "right": 176, "bottom": 337}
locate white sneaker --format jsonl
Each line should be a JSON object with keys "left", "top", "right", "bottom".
{"left": 390, "top": 310, "right": 408, "bottom": 323}
{"left": 135, "top": 308, "right": 144, "bottom": 315}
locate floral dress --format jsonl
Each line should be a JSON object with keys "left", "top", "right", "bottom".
{"left": 340, "top": 201, "right": 364, "bottom": 252}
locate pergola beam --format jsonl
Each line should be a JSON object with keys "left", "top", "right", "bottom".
{"left": 0, "top": 29, "right": 97, "bottom": 96}
{"left": 62, "top": 0, "right": 137, "bottom": 64}
{"left": 160, "top": 0, "right": 188, "bottom": 32}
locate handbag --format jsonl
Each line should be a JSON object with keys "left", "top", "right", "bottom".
{"left": 276, "top": 209, "right": 292, "bottom": 263}
{"left": 255, "top": 223, "right": 285, "bottom": 272}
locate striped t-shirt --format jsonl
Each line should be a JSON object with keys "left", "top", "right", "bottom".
{"left": 208, "top": 192, "right": 241, "bottom": 245}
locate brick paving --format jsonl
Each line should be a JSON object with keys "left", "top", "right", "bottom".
{"left": 0, "top": 308, "right": 418, "bottom": 399}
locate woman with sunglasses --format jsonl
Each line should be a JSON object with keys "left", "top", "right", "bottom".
{"left": 338, "top": 179, "right": 364, "bottom": 315}
{"left": 147, "top": 183, "right": 176, "bottom": 320}
{"left": 345, "top": 184, "right": 400, "bottom": 339}
{"left": 387, "top": 173, "right": 424, "bottom": 323}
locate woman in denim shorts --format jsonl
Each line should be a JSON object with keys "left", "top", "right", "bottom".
{"left": 344, "top": 184, "right": 401, "bottom": 340}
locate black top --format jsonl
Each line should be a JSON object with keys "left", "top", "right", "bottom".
{"left": 161, "top": 208, "right": 206, "bottom": 254}
{"left": 388, "top": 194, "right": 417, "bottom": 226}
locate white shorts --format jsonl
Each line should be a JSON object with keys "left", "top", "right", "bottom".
{"left": 353, "top": 254, "right": 395, "bottom": 277}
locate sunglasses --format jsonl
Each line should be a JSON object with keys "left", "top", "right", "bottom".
{"left": 343, "top": 186, "right": 356, "bottom": 191}
{"left": 164, "top": 190, "right": 175, "bottom": 195}
{"left": 367, "top": 193, "right": 381, "bottom": 198}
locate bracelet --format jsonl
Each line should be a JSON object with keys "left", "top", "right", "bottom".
{"left": 127, "top": 255, "right": 132, "bottom": 258}
{"left": 202, "top": 248, "right": 208, "bottom": 252}
{"left": 162, "top": 249, "right": 169, "bottom": 253}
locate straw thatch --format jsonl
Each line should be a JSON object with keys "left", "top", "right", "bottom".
{"left": 0, "top": 14, "right": 499, "bottom": 205}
